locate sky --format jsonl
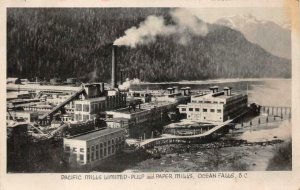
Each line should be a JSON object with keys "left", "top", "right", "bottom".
{"left": 188, "top": 7, "right": 291, "bottom": 26}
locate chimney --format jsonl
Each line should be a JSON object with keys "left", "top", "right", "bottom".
{"left": 223, "top": 87, "right": 231, "bottom": 96}
{"left": 215, "top": 86, "right": 219, "bottom": 93}
{"left": 181, "top": 87, "right": 186, "bottom": 96}
{"left": 209, "top": 86, "right": 219, "bottom": 93}
{"left": 186, "top": 87, "right": 191, "bottom": 95}
{"left": 111, "top": 45, "right": 117, "bottom": 89}
{"left": 172, "top": 87, "right": 175, "bottom": 94}
{"left": 120, "top": 70, "right": 123, "bottom": 85}
{"left": 228, "top": 87, "right": 232, "bottom": 96}
{"left": 100, "top": 82, "right": 105, "bottom": 94}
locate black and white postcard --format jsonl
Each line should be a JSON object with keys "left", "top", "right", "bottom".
{"left": 1, "top": 0, "right": 300, "bottom": 189}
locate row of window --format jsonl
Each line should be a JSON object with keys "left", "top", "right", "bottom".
{"left": 87, "top": 142, "right": 124, "bottom": 162}
{"left": 191, "top": 100, "right": 225, "bottom": 104}
{"left": 182, "top": 108, "right": 222, "bottom": 113}
{"left": 75, "top": 114, "right": 90, "bottom": 121}
{"left": 65, "top": 137, "right": 124, "bottom": 152}
{"left": 75, "top": 104, "right": 90, "bottom": 112}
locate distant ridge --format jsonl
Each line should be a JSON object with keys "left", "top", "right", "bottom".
{"left": 215, "top": 14, "right": 291, "bottom": 59}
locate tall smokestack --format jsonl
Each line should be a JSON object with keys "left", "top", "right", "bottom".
{"left": 111, "top": 45, "right": 117, "bottom": 89}
{"left": 120, "top": 70, "right": 123, "bottom": 85}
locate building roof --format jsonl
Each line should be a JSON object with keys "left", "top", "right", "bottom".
{"left": 75, "top": 96, "right": 106, "bottom": 103}
{"left": 140, "top": 101, "right": 175, "bottom": 110}
{"left": 7, "top": 110, "right": 39, "bottom": 115}
{"left": 108, "top": 107, "right": 148, "bottom": 114}
{"left": 106, "top": 117, "right": 130, "bottom": 122}
{"left": 67, "top": 128, "right": 124, "bottom": 141}
{"left": 7, "top": 78, "right": 19, "bottom": 82}
{"left": 192, "top": 91, "right": 240, "bottom": 100}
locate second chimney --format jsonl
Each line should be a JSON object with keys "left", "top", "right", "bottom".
{"left": 111, "top": 46, "right": 117, "bottom": 89}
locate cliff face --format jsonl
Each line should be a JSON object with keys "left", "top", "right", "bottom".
{"left": 7, "top": 8, "right": 291, "bottom": 82}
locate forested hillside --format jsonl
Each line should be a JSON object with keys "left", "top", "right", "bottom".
{"left": 7, "top": 8, "right": 291, "bottom": 82}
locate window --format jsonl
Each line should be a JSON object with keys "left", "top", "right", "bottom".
{"left": 100, "top": 149, "right": 103, "bottom": 158}
{"left": 80, "top": 148, "right": 84, "bottom": 153}
{"left": 181, "top": 108, "right": 186, "bottom": 111}
{"left": 204, "top": 101, "right": 211, "bottom": 103}
{"left": 75, "top": 114, "right": 82, "bottom": 121}
{"left": 199, "top": 101, "right": 203, "bottom": 103}
{"left": 108, "top": 147, "right": 111, "bottom": 155}
{"left": 75, "top": 104, "right": 82, "bottom": 111}
{"left": 195, "top": 108, "right": 200, "bottom": 112}
{"left": 72, "top": 147, "right": 77, "bottom": 152}
{"left": 108, "top": 140, "right": 111, "bottom": 146}
{"left": 79, "top": 154, "right": 84, "bottom": 161}
{"left": 189, "top": 108, "right": 193, "bottom": 111}
{"left": 65, "top": 146, "right": 70, "bottom": 151}
{"left": 82, "top": 114, "right": 89, "bottom": 121}
{"left": 83, "top": 104, "right": 89, "bottom": 112}
{"left": 96, "top": 150, "right": 99, "bottom": 160}
{"left": 217, "top": 109, "right": 222, "bottom": 113}
{"left": 100, "top": 143, "right": 103, "bottom": 148}
{"left": 220, "top": 102, "right": 224, "bottom": 104}
{"left": 210, "top": 109, "right": 215, "bottom": 112}
{"left": 112, "top": 139, "right": 114, "bottom": 144}
{"left": 192, "top": 100, "right": 197, "bottom": 103}
{"left": 91, "top": 152, "right": 94, "bottom": 161}
{"left": 203, "top": 109, "right": 207, "bottom": 112}
{"left": 213, "top": 101, "right": 218, "bottom": 104}
{"left": 87, "top": 153, "right": 90, "bottom": 162}
{"left": 104, "top": 149, "right": 107, "bottom": 156}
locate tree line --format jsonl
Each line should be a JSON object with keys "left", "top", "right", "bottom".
{"left": 7, "top": 8, "right": 291, "bottom": 83}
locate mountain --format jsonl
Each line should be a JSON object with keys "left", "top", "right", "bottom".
{"left": 215, "top": 15, "right": 291, "bottom": 59}
{"left": 7, "top": 9, "right": 291, "bottom": 82}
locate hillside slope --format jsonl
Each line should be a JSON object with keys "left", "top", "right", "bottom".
{"left": 7, "top": 8, "right": 291, "bottom": 82}
{"left": 216, "top": 15, "right": 291, "bottom": 59}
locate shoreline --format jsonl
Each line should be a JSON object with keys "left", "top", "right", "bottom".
{"left": 137, "top": 78, "right": 291, "bottom": 85}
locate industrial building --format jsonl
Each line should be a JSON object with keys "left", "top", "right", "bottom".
{"left": 63, "top": 128, "right": 125, "bottom": 168}
{"left": 178, "top": 86, "right": 248, "bottom": 123}
{"left": 7, "top": 77, "right": 22, "bottom": 84}
{"left": 73, "top": 84, "right": 127, "bottom": 122}
{"left": 105, "top": 100, "right": 179, "bottom": 138}
{"left": 127, "top": 86, "right": 190, "bottom": 104}
{"left": 7, "top": 91, "right": 31, "bottom": 101}
{"left": 7, "top": 110, "right": 39, "bottom": 122}
{"left": 126, "top": 90, "right": 152, "bottom": 103}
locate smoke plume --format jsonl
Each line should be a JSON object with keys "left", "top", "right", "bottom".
{"left": 118, "top": 78, "right": 141, "bottom": 91}
{"left": 113, "top": 8, "right": 208, "bottom": 48}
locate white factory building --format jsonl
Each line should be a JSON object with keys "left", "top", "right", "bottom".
{"left": 63, "top": 128, "right": 125, "bottom": 168}
{"left": 178, "top": 86, "right": 248, "bottom": 123}
{"left": 73, "top": 84, "right": 127, "bottom": 122}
